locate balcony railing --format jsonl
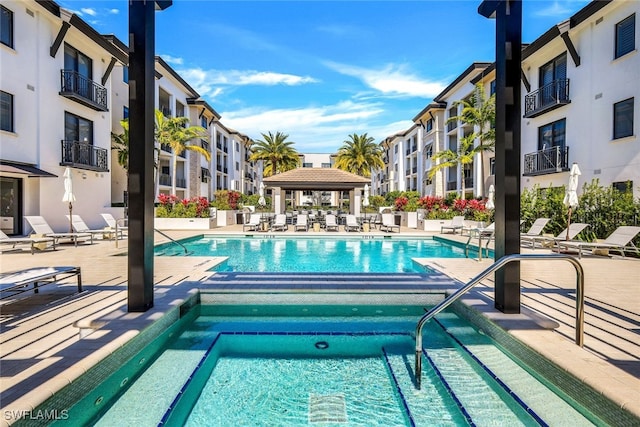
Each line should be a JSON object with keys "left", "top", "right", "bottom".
{"left": 524, "top": 79, "right": 570, "bottom": 118}
{"left": 523, "top": 145, "right": 570, "bottom": 176}
{"left": 446, "top": 120, "right": 456, "bottom": 133}
{"left": 60, "top": 140, "right": 108, "bottom": 171}
{"left": 159, "top": 174, "right": 186, "bottom": 187}
{"left": 160, "top": 143, "right": 172, "bottom": 153}
{"left": 446, "top": 181, "right": 457, "bottom": 191}
{"left": 59, "top": 70, "right": 108, "bottom": 111}
{"left": 201, "top": 139, "right": 209, "bottom": 151}
{"left": 176, "top": 177, "right": 186, "bottom": 188}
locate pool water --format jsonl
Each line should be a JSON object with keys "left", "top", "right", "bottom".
{"left": 155, "top": 237, "right": 473, "bottom": 273}
{"left": 88, "top": 305, "right": 598, "bottom": 427}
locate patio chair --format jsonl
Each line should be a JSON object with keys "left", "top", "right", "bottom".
{"left": 100, "top": 213, "right": 128, "bottom": 240}
{"left": 441, "top": 216, "right": 465, "bottom": 234}
{"left": 344, "top": 215, "right": 361, "bottom": 232}
{"left": 0, "top": 266, "right": 82, "bottom": 300}
{"left": 521, "top": 218, "right": 550, "bottom": 237}
{"left": 464, "top": 222, "right": 495, "bottom": 258}
{"left": 324, "top": 214, "right": 339, "bottom": 232}
{"left": 24, "top": 216, "right": 93, "bottom": 246}
{"left": 271, "top": 214, "right": 288, "bottom": 232}
{"left": 0, "top": 230, "right": 56, "bottom": 254}
{"left": 294, "top": 214, "right": 309, "bottom": 232}
{"left": 521, "top": 223, "right": 590, "bottom": 250}
{"left": 380, "top": 213, "right": 400, "bottom": 233}
{"left": 555, "top": 226, "right": 640, "bottom": 259}
{"left": 67, "top": 215, "right": 113, "bottom": 240}
{"left": 243, "top": 213, "right": 262, "bottom": 232}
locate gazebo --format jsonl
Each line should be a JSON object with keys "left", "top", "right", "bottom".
{"left": 263, "top": 168, "right": 371, "bottom": 215}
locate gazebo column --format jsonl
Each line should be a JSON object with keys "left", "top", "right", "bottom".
{"left": 352, "top": 188, "right": 362, "bottom": 216}
{"left": 272, "top": 186, "right": 283, "bottom": 214}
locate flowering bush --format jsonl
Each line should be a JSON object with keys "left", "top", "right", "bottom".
{"left": 412, "top": 195, "right": 492, "bottom": 221}
{"left": 211, "top": 190, "right": 241, "bottom": 210}
{"left": 156, "top": 195, "right": 210, "bottom": 218}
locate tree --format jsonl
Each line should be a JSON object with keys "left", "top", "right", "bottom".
{"left": 249, "top": 131, "right": 299, "bottom": 177}
{"left": 334, "top": 133, "right": 383, "bottom": 177}
{"left": 428, "top": 132, "right": 479, "bottom": 199}
{"left": 111, "top": 119, "right": 130, "bottom": 173}
{"left": 155, "top": 109, "right": 210, "bottom": 196}
{"left": 447, "top": 83, "right": 496, "bottom": 196}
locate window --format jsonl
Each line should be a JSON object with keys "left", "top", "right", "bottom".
{"left": 201, "top": 116, "right": 207, "bottom": 129}
{"left": 614, "top": 98, "right": 634, "bottom": 139}
{"left": 424, "top": 144, "right": 433, "bottom": 158}
{"left": 235, "top": 161, "right": 239, "bottom": 171}
{"left": 321, "top": 163, "right": 331, "bottom": 168}
{"left": 489, "top": 157, "right": 495, "bottom": 175}
{"left": 303, "top": 162, "right": 312, "bottom": 168}
{"left": 394, "top": 145, "right": 398, "bottom": 153}
{"left": 122, "top": 66, "right": 129, "bottom": 83}
{"left": 490, "top": 80, "right": 496, "bottom": 95}
{"left": 612, "top": 181, "right": 633, "bottom": 193}
{"left": 538, "top": 119, "right": 566, "bottom": 150}
{"left": 64, "top": 44, "right": 92, "bottom": 79}
{"left": 539, "top": 53, "right": 567, "bottom": 105}
{"left": 615, "top": 14, "right": 635, "bottom": 59}
{"left": 235, "top": 142, "right": 239, "bottom": 152}
{"left": 123, "top": 106, "right": 129, "bottom": 120}
{"left": 425, "top": 118, "right": 433, "bottom": 132}
{"left": 1, "top": 90, "right": 13, "bottom": 132}
{"left": 64, "top": 112, "right": 93, "bottom": 144}
{"left": 1, "top": 5, "right": 13, "bottom": 48}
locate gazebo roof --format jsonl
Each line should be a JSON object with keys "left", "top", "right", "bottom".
{"left": 263, "top": 168, "right": 370, "bottom": 190}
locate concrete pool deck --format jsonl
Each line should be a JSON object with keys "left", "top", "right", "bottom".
{"left": 0, "top": 225, "right": 638, "bottom": 425}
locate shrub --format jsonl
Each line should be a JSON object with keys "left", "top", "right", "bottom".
{"left": 211, "top": 190, "right": 242, "bottom": 210}
{"left": 155, "top": 195, "right": 210, "bottom": 218}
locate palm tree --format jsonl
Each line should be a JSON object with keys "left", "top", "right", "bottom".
{"left": 155, "top": 109, "right": 210, "bottom": 196}
{"left": 447, "top": 83, "right": 496, "bottom": 195}
{"left": 111, "top": 119, "right": 130, "bottom": 173}
{"left": 428, "top": 133, "right": 479, "bottom": 199}
{"left": 334, "top": 133, "right": 383, "bottom": 177}
{"left": 249, "top": 131, "right": 299, "bottom": 177}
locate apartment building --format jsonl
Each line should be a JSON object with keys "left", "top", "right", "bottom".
{"left": 372, "top": 126, "right": 421, "bottom": 196}
{"left": 294, "top": 153, "right": 339, "bottom": 206}
{"left": 1, "top": 1, "right": 127, "bottom": 234}
{"left": 520, "top": 0, "right": 639, "bottom": 198}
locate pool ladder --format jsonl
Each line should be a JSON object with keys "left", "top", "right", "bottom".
{"left": 154, "top": 229, "right": 189, "bottom": 254}
{"left": 414, "top": 253, "right": 585, "bottom": 390}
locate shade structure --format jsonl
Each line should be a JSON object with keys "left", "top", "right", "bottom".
{"left": 485, "top": 184, "right": 495, "bottom": 210}
{"left": 258, "top": 182, "right": 266, "bottom": 207}
{"left": 62, "top": 167, "right": 76, "bottom": 232}
{"left": 562, "top": 163, "right": 581, "bottom": 240}
{"left": 362, "top": 184, "right": 370, "bottom": 207}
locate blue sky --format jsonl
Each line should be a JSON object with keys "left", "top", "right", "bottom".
{"left": 61, "top": 0, "right": 590, "bottom": 153}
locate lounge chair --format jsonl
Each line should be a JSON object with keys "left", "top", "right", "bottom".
{"left": 344, "top": 215, "right": 361, "bottom": 232}
{"left": 441, "top": 216, "right": 465, "bottom": 234}
{"left": 243, "top": 213, "right": 262, "bottom": 231}
{"left": 0, "top": 266, "right": 82, "bottom": 300}
{"left": 380, "top": 213, "right": 400, "bottom": 233}
{"left": 556, "top": 226, "right": 640, "bottom": 258}
{"left": 521, "top": 218, "right": 550, "bottom": 237}
{"left": 294, "top": 214, "right": 309, "bottom": 232}
{"left": 24, "top": 216, "right": 93, "bottom": 246}
{"left": 0, "top": 230, "right": 56, "bottom": 254}
{"left": 100, "top": 213, "right": 128, "bottom": 240}
{"left": 521, "top": 223, "right": 590, "bottom": 250}
{"left": 271, "top": 214, "right": 288, "bottom": 231}
{"left": 67, "top": 215, "right": 113, "bottom": 240}
{"left": 324, "top": 214, "right": 339, "bottom": 232}
{"left": 464, "top": 222, "right": 495, "bottom": 258}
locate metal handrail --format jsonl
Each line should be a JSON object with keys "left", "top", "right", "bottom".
{"left": 414, "top": 253, "right": 584, "bottom": 389}
{"left": 154, "top": 228, "right": 189, "bottom": 254}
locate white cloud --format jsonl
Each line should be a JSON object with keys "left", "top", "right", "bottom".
{"left": 325, "top": 61, "right": 446, "bottom": 98}
{"left": 80, "top": 8, "right": 97, "bottom": 17}
{"left": 109, "top": 9, "right": 119, "bottom": 15}
{"left": 160, "top": 55, "right": 184, "bottom": 65}
{"left": 533, "top": 1, "right": 587, "bottom": 18}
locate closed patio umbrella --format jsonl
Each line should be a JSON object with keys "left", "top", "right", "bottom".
{"left": 485, "top": 184, "right": 495, "bottom": 210}
{"left": 258, "top": 182, "right": 266, "bottom": 207}
{"left": 62, "top": 167, "right": 76, "bottom": 232}
{"left": 362, "top": 184, "right": 370, "bottom": 208}
{"left": 563, "top": 163, "right": 581, "bottom": 240}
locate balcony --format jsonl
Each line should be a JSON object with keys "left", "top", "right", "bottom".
{"left": 524, "top": 79, "right": 570, "bottom": 118}
{"left": 159, "top": 174, "right": 186, "bottom": 187}
{"left": 60, "top": 140, "right": 108, "bottom": 171}
{"left": 523, "top": 145, "right": 570, "bottom": 176}
{"left": 59, "top": 70, "right": 108, "bottom": 111}
{"left": 176, "top": 177, "right": 186, "bottom": 188}
{"left": 160, "top": 143, "right": 172, "bottom": 153}
{"left": 446, "top": 181, "right": 457, "bottom": 191}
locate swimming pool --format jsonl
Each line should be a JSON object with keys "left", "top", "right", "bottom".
{"left": 66, "top": 304, "right": 599, "bottom": 427}
{"left": 154, "top": 236, "right": 476, "bottom": 273}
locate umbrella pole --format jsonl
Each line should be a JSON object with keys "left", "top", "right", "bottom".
{"left": 68, "top": 202, "right": 73, "bottom": 233}
{"left": 566, "top": 207, "right": 572, "bottom": 241}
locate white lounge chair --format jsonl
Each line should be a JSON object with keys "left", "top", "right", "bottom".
{"left": 324, "top": 214, "right": 339, "bottom": 232}
{"left": 380, "top": 213, "right": 400, "bottom": 233}
{"left": 465, "top": 222, "right": 495, "bottom": 258}
{"left": 521, "top": 218, "right": 550, "bottom": 237}
{"left": 441, "top": 216, "right": 465, "bottom": 234}
{"left": 521, "top": 223, "right": 590, "bottom": 250}
{"left": 294, "top": 214, "right": 309, "bottom": 231}
{"left": 67, "top": 215, "right": 112, "bottom": 240}
{"left": 344, "top": 215, "right": 361, "bottom": 232}
{"left": 24, "top": 216, "right": 92, "bottom": 246}
{"left": 556, "top": 226, "right": 640, "bottom": 258}
{"left": 243, "top": 213, "right": 262, "bottom": 231}
{"left": 0, "top": 230, "right": 56, "bottom": 254}
{"left": 100, "top": 213, "right": 128, "bottom": 240}
{"left": 0, "top": 266, "right": 82, "bottom": 300}
{"left": 271, "top": 214, "right": 288, "bottom": 231}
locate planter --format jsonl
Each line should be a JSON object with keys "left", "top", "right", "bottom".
{"left": 154, "top": 217, "right": 216, "bottom": 230}
{"left": 423, "top": 219, "right": 449, "bottom": 232}
{"left": 214, "top": 210, "right": 239, "bottom": 227}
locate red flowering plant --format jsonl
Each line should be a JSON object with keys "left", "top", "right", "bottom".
{"left": 394, "top": 196, "right": 409, "bottom": 211}
{"left": 156, "top": 195, "right": 211, "bottom": 218}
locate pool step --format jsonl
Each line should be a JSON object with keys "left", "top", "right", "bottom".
{"left": 200, "top": 271, "right": 460, "bottom": 291}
